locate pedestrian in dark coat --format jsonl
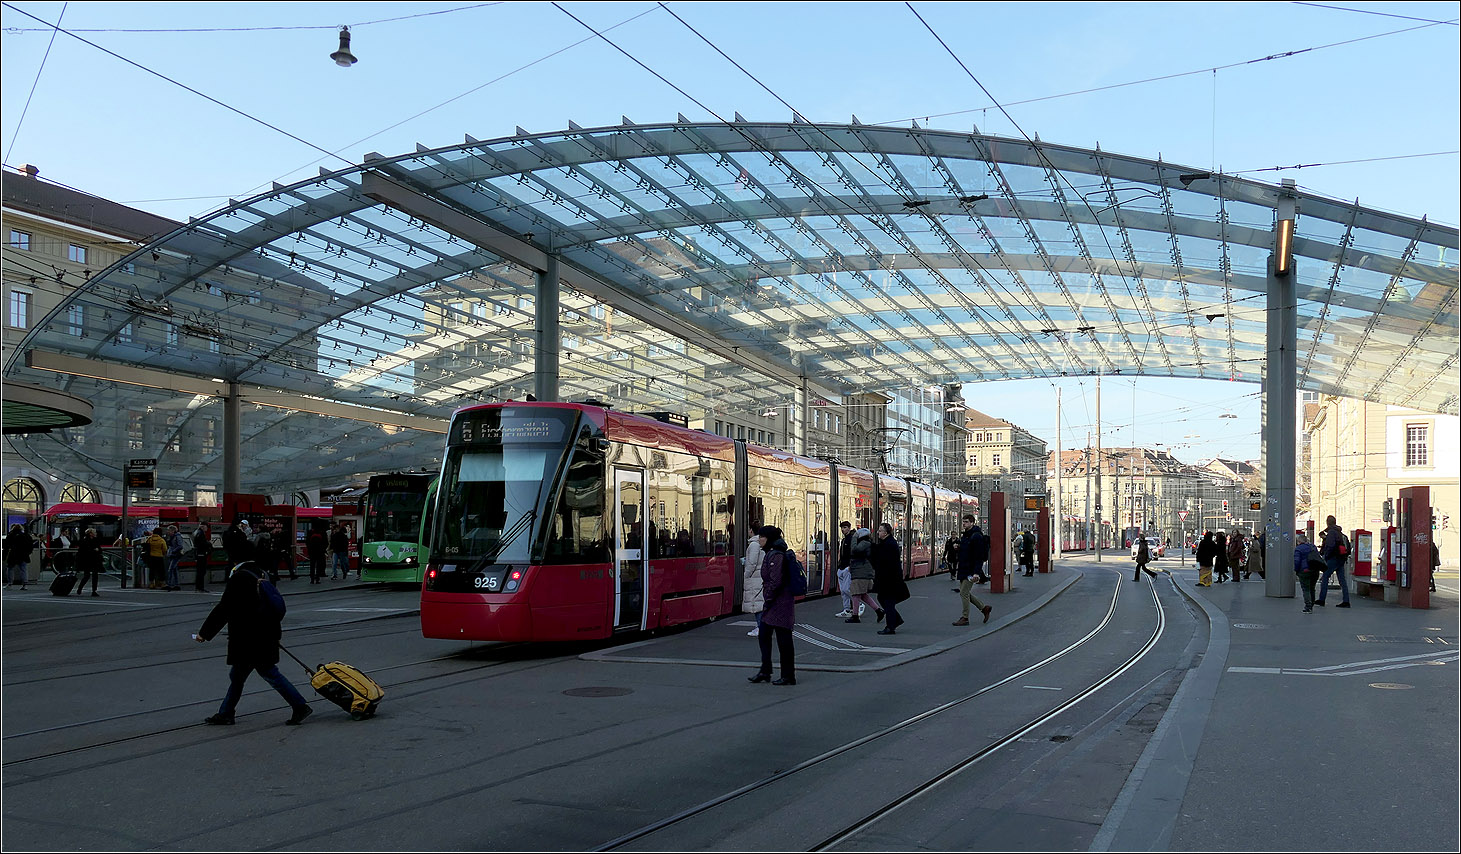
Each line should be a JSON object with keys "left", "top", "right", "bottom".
{"left": 75, "top": 528, "right": 104, "bottom": 596}
{"left": 871, "top": 523, "right": 909, "bottom": 635}
{"left": 223, "top": 521, "right": 252, "bottom": 566}
{"left": 747, "top": 526, "right": 796, "bottom": 686}
{"left": 194, "top": 563, "right": 312, "bottom": 725}
{"left": 953, "top": 516, "right": 992, "bottom": 626}
{"left": 1214, "top": 531, "right": 1230, "bottom": 582}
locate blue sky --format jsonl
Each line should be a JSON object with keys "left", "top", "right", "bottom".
{"left": 4, "top": 1, "right": 1457, "bottom": 464}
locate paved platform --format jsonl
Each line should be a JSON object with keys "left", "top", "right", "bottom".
{"left": 585, "top": 565, "right": 1078, "bottom": 672}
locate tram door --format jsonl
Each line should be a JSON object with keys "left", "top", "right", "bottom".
{"left": 806, "top": 492, "right": 828, "bottom": 593}
{"left": 613, "top": 467, "right": 647, "bottom": 631}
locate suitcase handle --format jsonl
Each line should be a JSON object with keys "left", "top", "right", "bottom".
{"left": 278, "top": 643, "right": 314, "bottom": 678}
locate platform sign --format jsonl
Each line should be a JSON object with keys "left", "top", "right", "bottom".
{"left": 125, "top": 470, "right": 155, "bottom": 489}
{"left": 128, "top": 458, "right": 157, "bottom": 470}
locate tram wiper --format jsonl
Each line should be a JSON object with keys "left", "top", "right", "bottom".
{"left": 464, "top": 509, "right": 537, "bottom": 576}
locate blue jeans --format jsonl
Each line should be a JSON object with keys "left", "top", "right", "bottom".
{"left": 165, "top": 555, "right": 181, "bottom": 589}
{"left": 1318, "top": 556, "right": 1349, "bottom": 604}
{"left": 218, "top": 663, "right": 309, "bottom": 716}
{"left": 332, "top": 552, "right": 350, "bottom": 578}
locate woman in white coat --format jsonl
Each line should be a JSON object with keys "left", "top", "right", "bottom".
{"left": 742, "top": 527, "right": 765, "bottom": 637}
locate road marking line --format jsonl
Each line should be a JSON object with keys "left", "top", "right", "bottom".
{"left": 1023, "top": 685, "right": 1063, "bottom": 690}
{"left": 313, "top": 607, "right": 408, "bottom": 613}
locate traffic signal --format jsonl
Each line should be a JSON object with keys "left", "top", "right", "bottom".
{"left": 1383, "top": 498, "right": 1394, "bottom": 522}
{"left": 1221, "top": 499, "right": 1229, "bottom": 513}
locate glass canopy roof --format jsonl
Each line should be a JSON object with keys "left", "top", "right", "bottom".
{"left": 6, "top": 121, "right": 1458, "bottom": 495}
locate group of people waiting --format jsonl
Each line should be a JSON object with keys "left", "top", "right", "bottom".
{"left": 739, "top": 514, "right": 1006, "bottom": 685}
{"left": 1194, "top": 528, "right": 1265, "bottom": 585}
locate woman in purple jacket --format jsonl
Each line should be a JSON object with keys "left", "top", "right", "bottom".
{"left": 748, "top": 525, "right": 796, "bottom": 686}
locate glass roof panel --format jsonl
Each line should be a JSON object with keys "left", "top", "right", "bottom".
{"left": 6, "top": 122, "right": 1453, "bottom": 497}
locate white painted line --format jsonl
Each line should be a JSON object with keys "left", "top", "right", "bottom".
{"left": 5, "top": 596, "right": 152, "bottom": 608}
{"left": 1023, "top": 685, "right": 1064, "bottom": 691}
{"left": 791, "top": 631, "right": 841, "bottom": 651}
{"left": 1308, "top": 650, "right": 1459, "bottom": 672}
{"left": 313, "top": 607, "right": 409, "bottom": 613}
{"left": 797, "top": 623, "right": 868, "bottom": 649}
{"left": 1229, "top": 653, "right": 1459, "bottom": 677}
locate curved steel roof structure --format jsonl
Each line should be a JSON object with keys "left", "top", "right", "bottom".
{"left": 6, "top": 120, "right": 1458, "bottom": 494}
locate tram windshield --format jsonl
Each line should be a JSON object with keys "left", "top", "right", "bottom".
{"left": 436, "top": 408, "right": 576, "bottom": 565}
{"left": 364, "top": 487, "right": 428, "bottom": 543}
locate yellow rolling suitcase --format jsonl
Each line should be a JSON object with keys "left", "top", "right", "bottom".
{"left": 283, "top": 647, "right": 384, "bottom": 720}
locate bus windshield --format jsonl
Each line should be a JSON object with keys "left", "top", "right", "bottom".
{"left": 435, "top": 409, "right": 576, "bottom": 565}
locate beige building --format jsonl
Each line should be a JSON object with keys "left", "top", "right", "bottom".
{"left": 1306, "top": 395, "right": 1458, "bottom": 569}
{"left": 964, "top": 408, "right": 1046, "bottom": 528}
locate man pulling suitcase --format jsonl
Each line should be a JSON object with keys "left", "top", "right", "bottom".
{"left": 194, "top": 562, "right": 312, "bottom": 726}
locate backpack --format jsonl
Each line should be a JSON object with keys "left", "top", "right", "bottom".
{"left": 1306, "top": 550, "right": 1327, "bottom": 574}
{"left": 785, "top": 550, "right": 808, "bottom": 596}
{"left": 237, "top": 564, "right": 286, "bottom": 622}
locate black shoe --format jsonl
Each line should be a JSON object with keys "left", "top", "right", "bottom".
{"left": 772, "top": 677, "right": 796, "bottom": 686}
{"left": 877, "top": 627, "right": 896, "bottom": 635}
{"left": 1303, "top": 607, "right": 1313, "bottom": 613}
{"left": 1315, "top": 600, "right": 1325, "bottom": 607}
{"left": 286, "top": 705, "right": 313, "bottom": 726}
{"left": 204, "top": 714, "right": 235, "bottom": 725}
{"left": 845, "top": 615, "right": 861, "bottom": 623}
{"left": 747, "top": 672, "right": 772, "bottom": 683}
{"left": 875, "top": 609, "right": 885, "bottom": 623}
{"left": 1336, "top": 602, "right": 1351, "bottom": 608}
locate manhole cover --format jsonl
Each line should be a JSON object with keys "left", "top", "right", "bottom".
{"left": 563, "top": 687, "right": 634, "bottom": 698}
{"left": 1368, "top": 683, "right": 1414, "bottom": 690}
{"left": 1232, "top": 623, "right": 1268, "bottom": 629}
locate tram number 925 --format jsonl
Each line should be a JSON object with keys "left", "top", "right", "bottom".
{"left": 473, "top": 576, "right": 500, "bottom": 591}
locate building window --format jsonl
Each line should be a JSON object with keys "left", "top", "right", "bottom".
{"left": 1405, "top": 424, "right": 1429, "bottom": 467}
{"left": 68, "top": 244, "right": 88, "bottom": 264}
{"left": 67, "top": 304, "right": 85, "bottom": 336}
{"left": 60, "top": 483, "right": 100, "bottom": 503}
{"left": 8, "top": 289, "right": 31, "bottom": 328}
{"left": 10, "top": 230, "right": 31, "bottom": 251}
{"left": 993, "top": 453, "right": 1002, "bottom": 467}
{"left": 3, "top": 477, "right": 45, "bottom": 519}
{"left": 166, "top": 322, "right": 179, "bottom": 346}
{"left": 117, "top": 322, "right": 133, "bottom": 344}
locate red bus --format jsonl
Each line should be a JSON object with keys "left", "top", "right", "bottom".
{"left": 420, "top": 402, "right": 979, "bottom": 642}
{"left": 37, "top": 502, "right": 222, "bottom": 577}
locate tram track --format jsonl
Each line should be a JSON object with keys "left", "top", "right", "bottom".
{"left": 0, "top": 640, "right": 562, "bottom": 769}
{"left": 594, "top": 565, "right": 1176, "bottom": 852}
{"left": 1, "top": 615, "right": 423, "bottom": 688}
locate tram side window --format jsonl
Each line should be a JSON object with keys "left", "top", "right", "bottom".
{"left": 544, "top": 436, "right": 606, "bottom": 564}
{"left": 649, "top": 449, "right": 721, "bottom": 557}
{"left": 747, "top": 465, "right": 808, "bottom": 560}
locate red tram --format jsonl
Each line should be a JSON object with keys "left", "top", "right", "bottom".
{"left": 420, "top": 402, "right": 979, "bottom": 642}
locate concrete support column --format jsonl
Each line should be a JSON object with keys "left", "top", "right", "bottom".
{"left": 794, "top": 378, "right": 808, "bottom": 456}
{"left": 1264, "top": 181, "right": 1298, "bottom": 598}
{"left": 223, "top": 382, "right": 242, "bottom": 495}
{"left": 535, "top": 254, "right": 561, "bottom": 403}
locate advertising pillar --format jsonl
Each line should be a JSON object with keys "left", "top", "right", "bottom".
{"left": 1397, "top": 486, "right": 1431, "bottom": 609}
{"left": 1037, "top": 506, "right": 1051, "bottom": 573}
{"left": 989, "top": 491, "right": 1011, "bottom": 594}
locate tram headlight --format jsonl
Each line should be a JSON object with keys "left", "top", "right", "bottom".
{"left": 405, "top": 556, "right": 418, "bottom": 566}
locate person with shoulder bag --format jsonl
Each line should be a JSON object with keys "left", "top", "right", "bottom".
{"left": 1317, "top": 515, "right": 1351, "bottom": 608}
{"left": 1294, "top": 532, "right": 1322, "bottom": 613}
{"left": 194, "top": 562, "right": 312, "bottom": 726}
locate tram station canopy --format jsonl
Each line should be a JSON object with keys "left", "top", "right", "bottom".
{"left": 6, "top": 121, "right": 1458, "bottom": 493}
